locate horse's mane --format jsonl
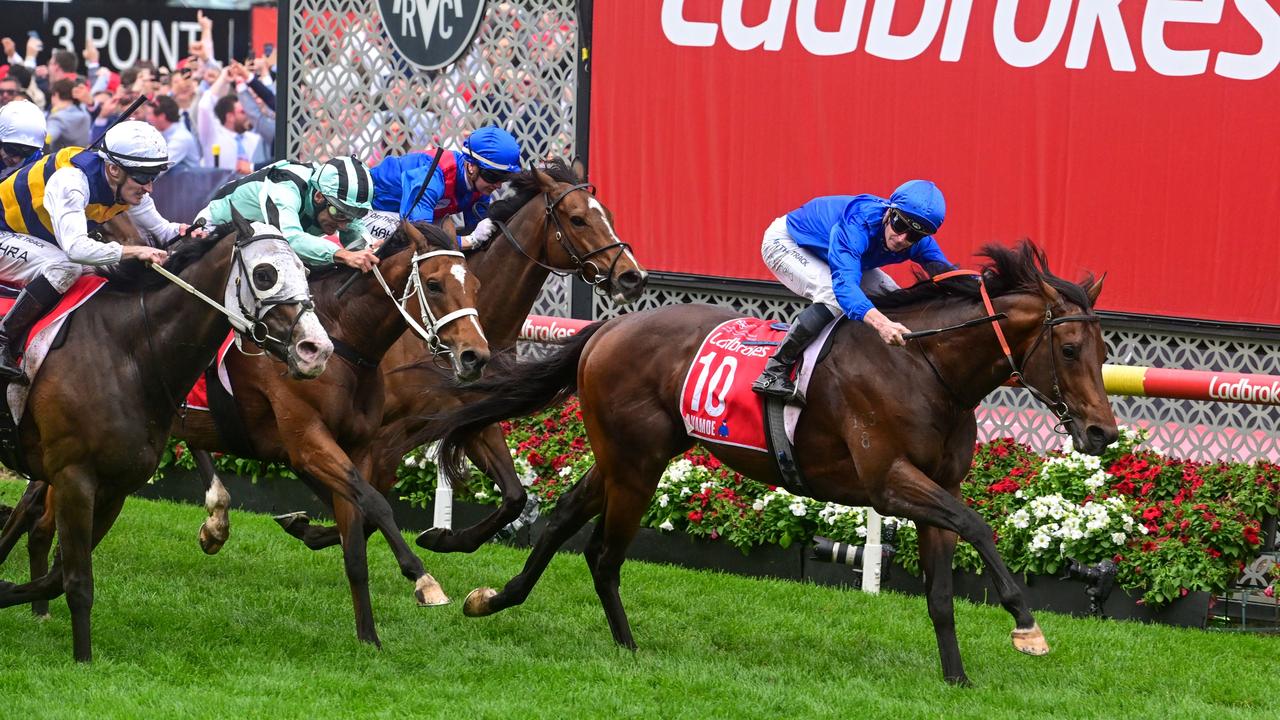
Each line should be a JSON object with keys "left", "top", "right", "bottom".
{"left": 874, "top": 239, "right": 1095, "bottom": 312}
{"left": 99, "top": 223, "right": 234, "bottom": 293}
{"left": 485, "top": 158, "right": 581, "bottom": 224}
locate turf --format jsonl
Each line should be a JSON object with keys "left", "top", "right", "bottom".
{"left": 0, "top": 479, "right": 1275, "bottom": 719}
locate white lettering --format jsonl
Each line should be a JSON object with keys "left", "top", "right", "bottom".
{"left": 86, "top": 18, "right": 111, "bottom": 52}
{"left": 722, "top": 0, "right": 791, "bottom": 51}
{"left": 1215, "top": 0, "right": 1280, "bottom": 79}
{"left": 662, "top": 0, "right": 718, "bottom": 47}
{"left": 865, "top": 0, "right": 947, "bottom": 61}
{"left": 795, "top": 0, "right": 866, "bottom": 56}
{"left": 52, "top": 17, "right": 75, "bottom": 52}
{"left": 994, "top": 0, "right": 1074, "bottom": 68}
{"left": 1208, "top": 375, "right": 1280, "bottom": 403}
{"left": 1143, "top": 0, "right": 1223, "bottom": 77}
{"left": 1066, "top": 0, "right": 1136, "bottom": 71}
{"left": 940, "top": 0, "right": 976, "bottom": 62}
{"left": 108, "top": 18, "right": 141, "bottom": 69}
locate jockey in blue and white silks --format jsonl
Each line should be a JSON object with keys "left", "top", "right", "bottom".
{"left": 753, "top": 179, "right": 956, "bottom": 404}
{"left": 365, "top": 125, "right": 522, "bottom": 250}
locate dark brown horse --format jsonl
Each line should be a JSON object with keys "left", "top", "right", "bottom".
{"left": 430, "top": 242, "right": 1117, "bottom": 685}
{"left": 252, "top": 160, "right": 647, "bottom": 559}
{"left": 0, "top": 212, "right": 330, "bottom": 661}
{"left": 172, "top": 221, "right": 489, "bottom": 648}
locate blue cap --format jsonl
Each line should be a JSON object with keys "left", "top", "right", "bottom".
{"left": 462, "top": 126, "right": 522, "bottom": 174}
{"left": 888, "top": 179, "right": 946, "bottom": 235}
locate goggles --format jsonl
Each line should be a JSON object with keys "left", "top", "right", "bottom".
{"left": 477, "top": 166, "right": 514, "bottom": 184}
{"left": 888, "top": 209, "right": 930, "bottom": 242}
{"left": 320, "top": 196, "right": 367, "bottom": 222}
{"left": 1, "top": 142, "right": 39, "bottom": 160}
{"left": 124, "top": 168, "right": 163, "bottom": 186}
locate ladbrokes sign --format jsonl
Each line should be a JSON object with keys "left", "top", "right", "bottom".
{"left": 378, "top": 0, "right": 486, "bottom": 70}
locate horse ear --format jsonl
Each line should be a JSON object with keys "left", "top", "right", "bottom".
{"left": 530, "top": 162, "right": 557, "bottom": 192}
{"left": 571, "top": 156, "right": 587, "bottom": 182}
{"left": 229, "top": 206, "right": 251, "bottom": 238}
{"left": 1085, "top": 272, "right": 1106, "bottom": 306}
{"left": 1037, "top": 276, "right": 1063, "bottom": 306}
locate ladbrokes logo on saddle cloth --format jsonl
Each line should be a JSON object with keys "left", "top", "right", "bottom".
{"left": 679, "top": 317, "right": 787, "bottom": 452}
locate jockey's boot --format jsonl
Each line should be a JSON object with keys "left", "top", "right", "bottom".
{"left": 0, "top": 276, "right": 63, "bottom": 385}
{"left": 751, "top": 303, "right": 836, "bottom": 405}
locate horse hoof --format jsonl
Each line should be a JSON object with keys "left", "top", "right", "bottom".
{"left": 34, "top": 613, "right": 51, "bottom": 622}
{"left": 198, "top": 525, "right": 227, "bottom": 555}
{"left": 415, "top": 527, "right": 449, "bottom": 551}
{"left": 1011, "top": 623, "right": 1050, "bottom": 656}
{"left": 414, "top": 574, "right": 451, "bottom": 607}
{"left": 463, "top": 587, "right": 497, "bottom": 617}
{"left": 274, "top": 511, "right": 310, "bottom": 533}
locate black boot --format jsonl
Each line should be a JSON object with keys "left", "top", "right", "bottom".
{"left": 0, "top": 276, "right": 63, "bottom": 385}
{"left": 752, "top": 303, "right": 836, "bottom": 404}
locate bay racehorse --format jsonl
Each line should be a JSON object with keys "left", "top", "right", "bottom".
{"left": 176, "top": 221, "right": 488, "bottom": 648}
{"left": 429, "top": 241, "right": 1117, "bottom": 685}
{"left": 238, "top": 160, "right": 647, "bottom": 561}
{"left": 0, "top": 211, "right": 330, "bottom": 661}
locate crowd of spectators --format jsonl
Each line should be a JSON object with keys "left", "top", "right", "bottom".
{"left": 0, "top": 10, "right": 277, "bottom": 177}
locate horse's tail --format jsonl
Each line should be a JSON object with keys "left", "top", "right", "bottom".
{"left": 432, "top": 321, "right": 606, "bottom": 487}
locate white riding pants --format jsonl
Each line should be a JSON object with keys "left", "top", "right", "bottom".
{"left": 760, "top": 215, "right": 898, "bottom": 316}
{"left": 0, "top": 230, "right": 90, "bottom": 293}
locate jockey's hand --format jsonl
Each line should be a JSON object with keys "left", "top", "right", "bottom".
{"left": 460, "top": 218, "right": 497, "bottom": 251}
{"left": 865, "top": 309, "right": 910, "bottom": 347}
{"left": 335, "top": 247, "right": 379, "bottom": 273}
{"left": 177, "top": 223, "right": 210, "bottom": 239}
{"left": 123, "top": 245, "right": 170, "bottom": 265}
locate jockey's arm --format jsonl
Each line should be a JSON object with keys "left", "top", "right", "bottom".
{"left": 267, "top": 191, "right": 341, "bottom": 266}
{"left": 125, "top": 194, "right": 182, "bottom": 246}
{"left": 400, "top": 161, "right": 445, "bottom": 223}
{"left": 43, "top": 166, "right": 124, "bottom": 266}
{"left": 336, "top": 218, "right": 369, "bottom": 252}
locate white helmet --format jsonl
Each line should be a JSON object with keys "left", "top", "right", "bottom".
{"left": 99, "top": 120, "right": 169, "bottom": 171}
{"left": 0, "top": 100, "right": 47, "bottom": 150}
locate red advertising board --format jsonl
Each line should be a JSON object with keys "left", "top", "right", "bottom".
{"left": 588, "top": 0, "right": 1280, "bottom": 325}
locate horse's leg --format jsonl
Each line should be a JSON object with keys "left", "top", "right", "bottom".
{"left": 50, "top": 467, "right": 100, "bottom": 662}
{"left": 274, "top": 479, "right": 341, "bottom": 551}
{"left": 418, "top": 424, "right": 526, "bottom": 553}
{"left": 194, "top": 450, "right": 231, "bottom": 555}
{"left": 27, "top": 485, "right": 55, "bottom": 618}
{"left": 463, "top": 465, "right": 605, "bottom": 617}
{"left": 879, "top": 461, "right": 1046, "bottom": 657}
{"left": 918, "top": 524, "right": 967, "bottom": 685}
{"left": 0, "top": 480, "right": 47, "bottom": 565}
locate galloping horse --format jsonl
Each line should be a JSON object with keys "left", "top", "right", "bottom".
{"left": 0, "top": 212, "right": 330, "bottom": 661}
{"left": 177, "top": 221, "right": 489, "bottom": 648}
{"left": 248, "top": 160, "right": 647, "bottom": 559}
{"left": 430, "top": 241, "right": 1117, "bottom": 685}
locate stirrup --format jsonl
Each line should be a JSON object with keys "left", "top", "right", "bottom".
{"left": 752, "top": 373, "right": 804, "bottom": 404}
{"left": 0, "top": 355, "right": 26, "bottom": 385}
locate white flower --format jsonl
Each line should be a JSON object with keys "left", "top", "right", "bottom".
{"left": 659, "top": 520, "right": 674, "bottom": 531}
{"left": 1110, "top": 531, "right": 1126, "bottom": 545}
{"left": 1010, "top": 509, "right": 1030, "bottom": 529}
{"left": 1084, "top": 470, "right": 1108, "bottom": 490}
{"left": 680, "top": 487, "right": 692, "bottom": 497}
{"left": 789, "top": 501, "right": 808, "bottom": 517}
{"left": 751, "top": 500, "right": 765, "bottom": 512}
{"left": 558, "top": 465, "right": 573, "bottom": 478}
{"left": 658, "top": 494, "right": 669, "bottom": 508}
{"left": 403, "top": 456, "right": 418, "bottom": 469}
{"left": 1137, "top": 524, "right": 1149, "bottom": 535}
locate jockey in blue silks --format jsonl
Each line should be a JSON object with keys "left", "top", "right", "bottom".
{"left": 752, "top": 179, "right": 956, "bottom": 404}
{"left": 366, "top": 125, "right": 522, "bottom": 250}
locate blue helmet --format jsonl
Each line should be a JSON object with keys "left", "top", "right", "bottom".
{"left": 887, "top": 180, "right": 946, "bottom": 235}
{"left": 461, "top": 126, "right": 522, "bottom": 174}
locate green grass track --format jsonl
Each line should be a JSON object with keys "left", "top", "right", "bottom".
{"left": 0, "top": 480, "right": 1275, "bottom": 719}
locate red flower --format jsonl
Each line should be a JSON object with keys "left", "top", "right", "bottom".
{"left": 1244, "top": 525, "right": 1261, "bottom": 545}
{"left": 988, "top": 478, "right": 1021, "bottom": 494}
{"left": 687, "top": 510, "right": 704, "bottom": 523}
{"left": 1205, "top": 547, "right": 1222, "bottom": 558}
{"left": 1142, "top": 506, "right": 1163, "bottom": 521}
{"left": 527, "top": 451, "right": 545, "bottom": 467}
{"left": 1140, "top": 482, "right": 1155, "bottom": 496}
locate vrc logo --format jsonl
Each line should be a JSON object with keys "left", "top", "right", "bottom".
{"left": 378, "top": 0, "right": 486, "bottom": 70}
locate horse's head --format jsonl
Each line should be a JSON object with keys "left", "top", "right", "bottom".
{"left": 1014, "top": 270, "right": 1118, "bottom": 456}
{"left": 395, "top": 221, "right": 489, "bottom": 382}
{"left": 493, "top": 160, "right": 647, "bottom": 304}
{"left": 224, "top": 211, "right": 332, "bottom": 379}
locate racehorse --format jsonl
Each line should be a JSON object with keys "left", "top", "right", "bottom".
{"left": 429, "top": 241, "right": 1117, "bottom": 685}
{"left": 175, "top": 220, "right": 489, "bottom": 648}
{"left": 229, "top": 159, "right": 647, "bottom": 561}
{"left": 0, "top": 211, "right": 330, "bottom": 661}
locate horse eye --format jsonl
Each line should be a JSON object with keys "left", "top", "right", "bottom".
{"left": 570, "top": 215, "right": 587, "bottom": 227}
{"left": 1062, "top": 344, "right": 1079, "bottom": 360}
{"left": 252, "top": 264, "right": 278, "bottom": 292}
{"left": 426, "top": 279, "right": 444, "bottom": 293}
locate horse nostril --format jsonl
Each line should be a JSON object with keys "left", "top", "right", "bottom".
{"left": 297, "top": 340, "right": 321, "bottom": 360}
{"left": 1086, "top": 425, "right": 1116, "bottom": 449}
{"left": 618, "top": 270, "right": 644, "bottom": 291}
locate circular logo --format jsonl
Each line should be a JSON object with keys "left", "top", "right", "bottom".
{"left": 377, "top": 0, "right": 487, "bottom": 70}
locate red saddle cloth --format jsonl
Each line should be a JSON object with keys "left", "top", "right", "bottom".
{"left": 184, "top": 332, "right": 238, "bottom": 410}
{"left": 678, "top": 317, "right": 787, "bottom": 452}
{"left": 0, "top": 275, "right": 108, "bottom": 355}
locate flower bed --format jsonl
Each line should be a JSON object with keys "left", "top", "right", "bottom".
{"left": 155, "top": 396, "right": 1280, "bottom": 608}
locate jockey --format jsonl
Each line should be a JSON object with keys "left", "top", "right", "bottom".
{"left": 367, "top": 125, "right": 521, "bottom": 250}
{"left": 752, "top": 179, "right": 956, "bottom": 404}
{"left": 196, "top": 155, "right": 380, "bottom": 271}
{"left": 0, "top": 100, "right": 47, "bottom": 180}
{"left": 0, "top": 120, "right": 175, "bottom": 382}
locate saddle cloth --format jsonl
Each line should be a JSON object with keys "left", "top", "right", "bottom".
{"left": 184, "top": 332, "right": 238, "bottom": 410}
{"left": 678, "top": 316, "right": 839, "bottom": 452}
{"left": 4, "top": 275, "right": 109, "bottom": 422}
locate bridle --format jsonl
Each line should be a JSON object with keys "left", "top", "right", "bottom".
{"left": 370, "top": 247, "right": 480, "bottom": 357}
{"left": 492, "top": 182, "right": 633, "bottom": 290}
{"left": 911, "top": 269, "right": 1100, "bottom": 432}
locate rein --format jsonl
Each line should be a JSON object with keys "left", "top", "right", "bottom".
{"left": 370, "top": 248, "right": 479, "bottom": 356}
{"left": 492, "top": 182, "right": 632, "bottom": 289}
{"left": 905, "top": 269, "right": 1100, "bottom": 431}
